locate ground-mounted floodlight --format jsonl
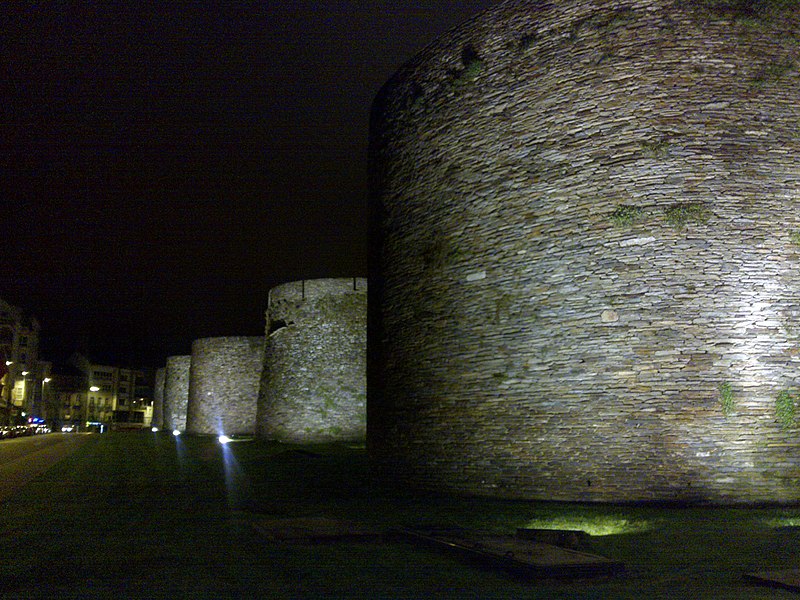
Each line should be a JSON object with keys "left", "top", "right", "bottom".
{"left": 151, "top": 427, "right": 159, "bottom": 433}
{"left": 172, "top": 429, "right": 181, "bottom": 437}
{"left": 216, "top": 434, "right": 253, "bottom": 444}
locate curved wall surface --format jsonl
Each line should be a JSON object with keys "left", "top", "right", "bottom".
{"left": 152, "top": 367, "right": 166, "bottom": 430}
{"left": 186, "top": 336, "right": 264, "bottom": 435}
{"left": 164, "top": 355, "right": 191, "bottom": 432}
{"left": 257, "top": 278, "right": 367, "bottom": 443}
{"left": 368, "top": 0, "right": 800, "bottom": 503}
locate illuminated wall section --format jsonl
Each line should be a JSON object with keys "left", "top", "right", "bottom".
{"left": 256, "top": 278, "right": 367, "bottom": 443}
{"left": 186, "top": 336, "right": 264, "bottom": 436}
{"left": 163, "top": 355, "right": 191, "bottom": 432}
{"left": 368, "top": 0, "right": 800, "bottom": 503}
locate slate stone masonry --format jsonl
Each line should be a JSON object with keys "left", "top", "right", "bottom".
{"left": 186, "top": 336, "right": 264, "bottom": 435}
{"left": 163, "top": 355, "right": 191, "bottom": 432}
{"left": 257, "top": 278, "right": 367, "bottom": 443}
{"left": 368, "top": 0, "right": 800, "bottom": 503}
{"left": 152, "top": 367, "right": 165, "bottom": 430}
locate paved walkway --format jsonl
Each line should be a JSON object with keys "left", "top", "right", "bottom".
{"left": 0, "top": 433, "right": 95, "bottom": 500}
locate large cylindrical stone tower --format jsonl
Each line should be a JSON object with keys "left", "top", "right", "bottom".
{"left": 256, "top": 278, "right": 367, "bottom": 443}
{"left": 369, "top": 0, "right": 800, "bottom": 503}
{"left": 152, "top": 367, "right": 165, "bottom": 430}
{"left": 163, "top": 355, "right": 191, "bottom": 432}
{"left": 186, "top": 336, "right": 264, "bottom": 436}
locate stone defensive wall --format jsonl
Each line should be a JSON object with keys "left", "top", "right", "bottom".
{"left": 163, "top": 355, "right": 191, "bottom": 432}
{"left": 256, "top": 278, "right": 367, "bottom": 443}
{"left": 186, "top": 336, "right": 264, "bottom": 436}
{"left": 368, "top": 0, "right": 800, "bottom": 503}
{"left": 152, "top": 367, "right": 165, "bottom": 430}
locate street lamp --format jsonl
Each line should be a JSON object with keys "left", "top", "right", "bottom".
{"left": 17, "top": 371, "right": 30, "bottom": 425}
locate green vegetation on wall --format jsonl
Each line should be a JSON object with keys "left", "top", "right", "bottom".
{"left": 718, "top": 382, "right": 735, "bottom": 416}
{"left": 453, "top": 44, "right": 484, "bottom": 86}
{"left": 586, "top": 7, "right": 637, "bottom": 31}
{"left": 776, "top": 389, "right": 798, "bottom": 429}
{"left": 640, "top": 139, "right": 671, "bottom": 158}
{"left": 665, "top": 203, "right": 711, "bottom": 229}
{"left": 693, "top": 0, "right": 791, "bottom": 23}
{"left": 610, "top": 205, "right": 644, "bottom": 227}
{"left": 752, "top": 60, "right": 795, "bottom": 88}
{"left": 458, "top": 59, "right": 483, "bottom": 83}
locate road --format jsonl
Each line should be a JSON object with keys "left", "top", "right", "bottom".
{"left": 0, "top": 433, "right": 95, "bottom": 501}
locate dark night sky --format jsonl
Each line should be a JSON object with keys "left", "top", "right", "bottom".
{"left": 2, "top": 1, "right": 496, "bottom": 368}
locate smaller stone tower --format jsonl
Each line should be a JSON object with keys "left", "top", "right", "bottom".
{"left": 163, "top": 355, "right": 191, "bottom": 432}
{"left": 256, "top": 278, "right": 367, "bottom": 443}
{"left": 152, "top": 367, "right": 165, "bottom": 430}
{"left": 186, "top": 336, "right": 264, "bottom": 436}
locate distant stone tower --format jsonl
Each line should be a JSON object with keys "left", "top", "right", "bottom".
{"left": 186, "top": 336, "right": 264, "bottom": 436}
{"left": 369, "top": 0, "right": 800, "bottom": 503}
{"left": 256, "top": 278, "right": 367, "bottom": 443}
{"left": 163, "top": 355, "right": 191, "bottom": 432}
{"left": 152, "top": 367, "right": 165, "bottom": 430}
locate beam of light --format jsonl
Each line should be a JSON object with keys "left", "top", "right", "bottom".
{"left": 218, "top": 435, "right": 231, "bottom": 444}
{"left": 219, "top": 437, "right": 248, "bottom": 509}
{"left": 173, "top": 427, "right": 187, "bottom": 465}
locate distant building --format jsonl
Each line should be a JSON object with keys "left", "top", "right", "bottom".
{"left": 50, "top": 363, "right": 89, "bottom": 431}
{"left": 0, "top": 297, "right": 45, "bottom": 426}
{"left": 69, "top": 354, "right": 154, "bottom": 431}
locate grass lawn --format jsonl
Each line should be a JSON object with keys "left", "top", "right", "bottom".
{"left": 1, "top": 432, "right": 799, "bottom": 599}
